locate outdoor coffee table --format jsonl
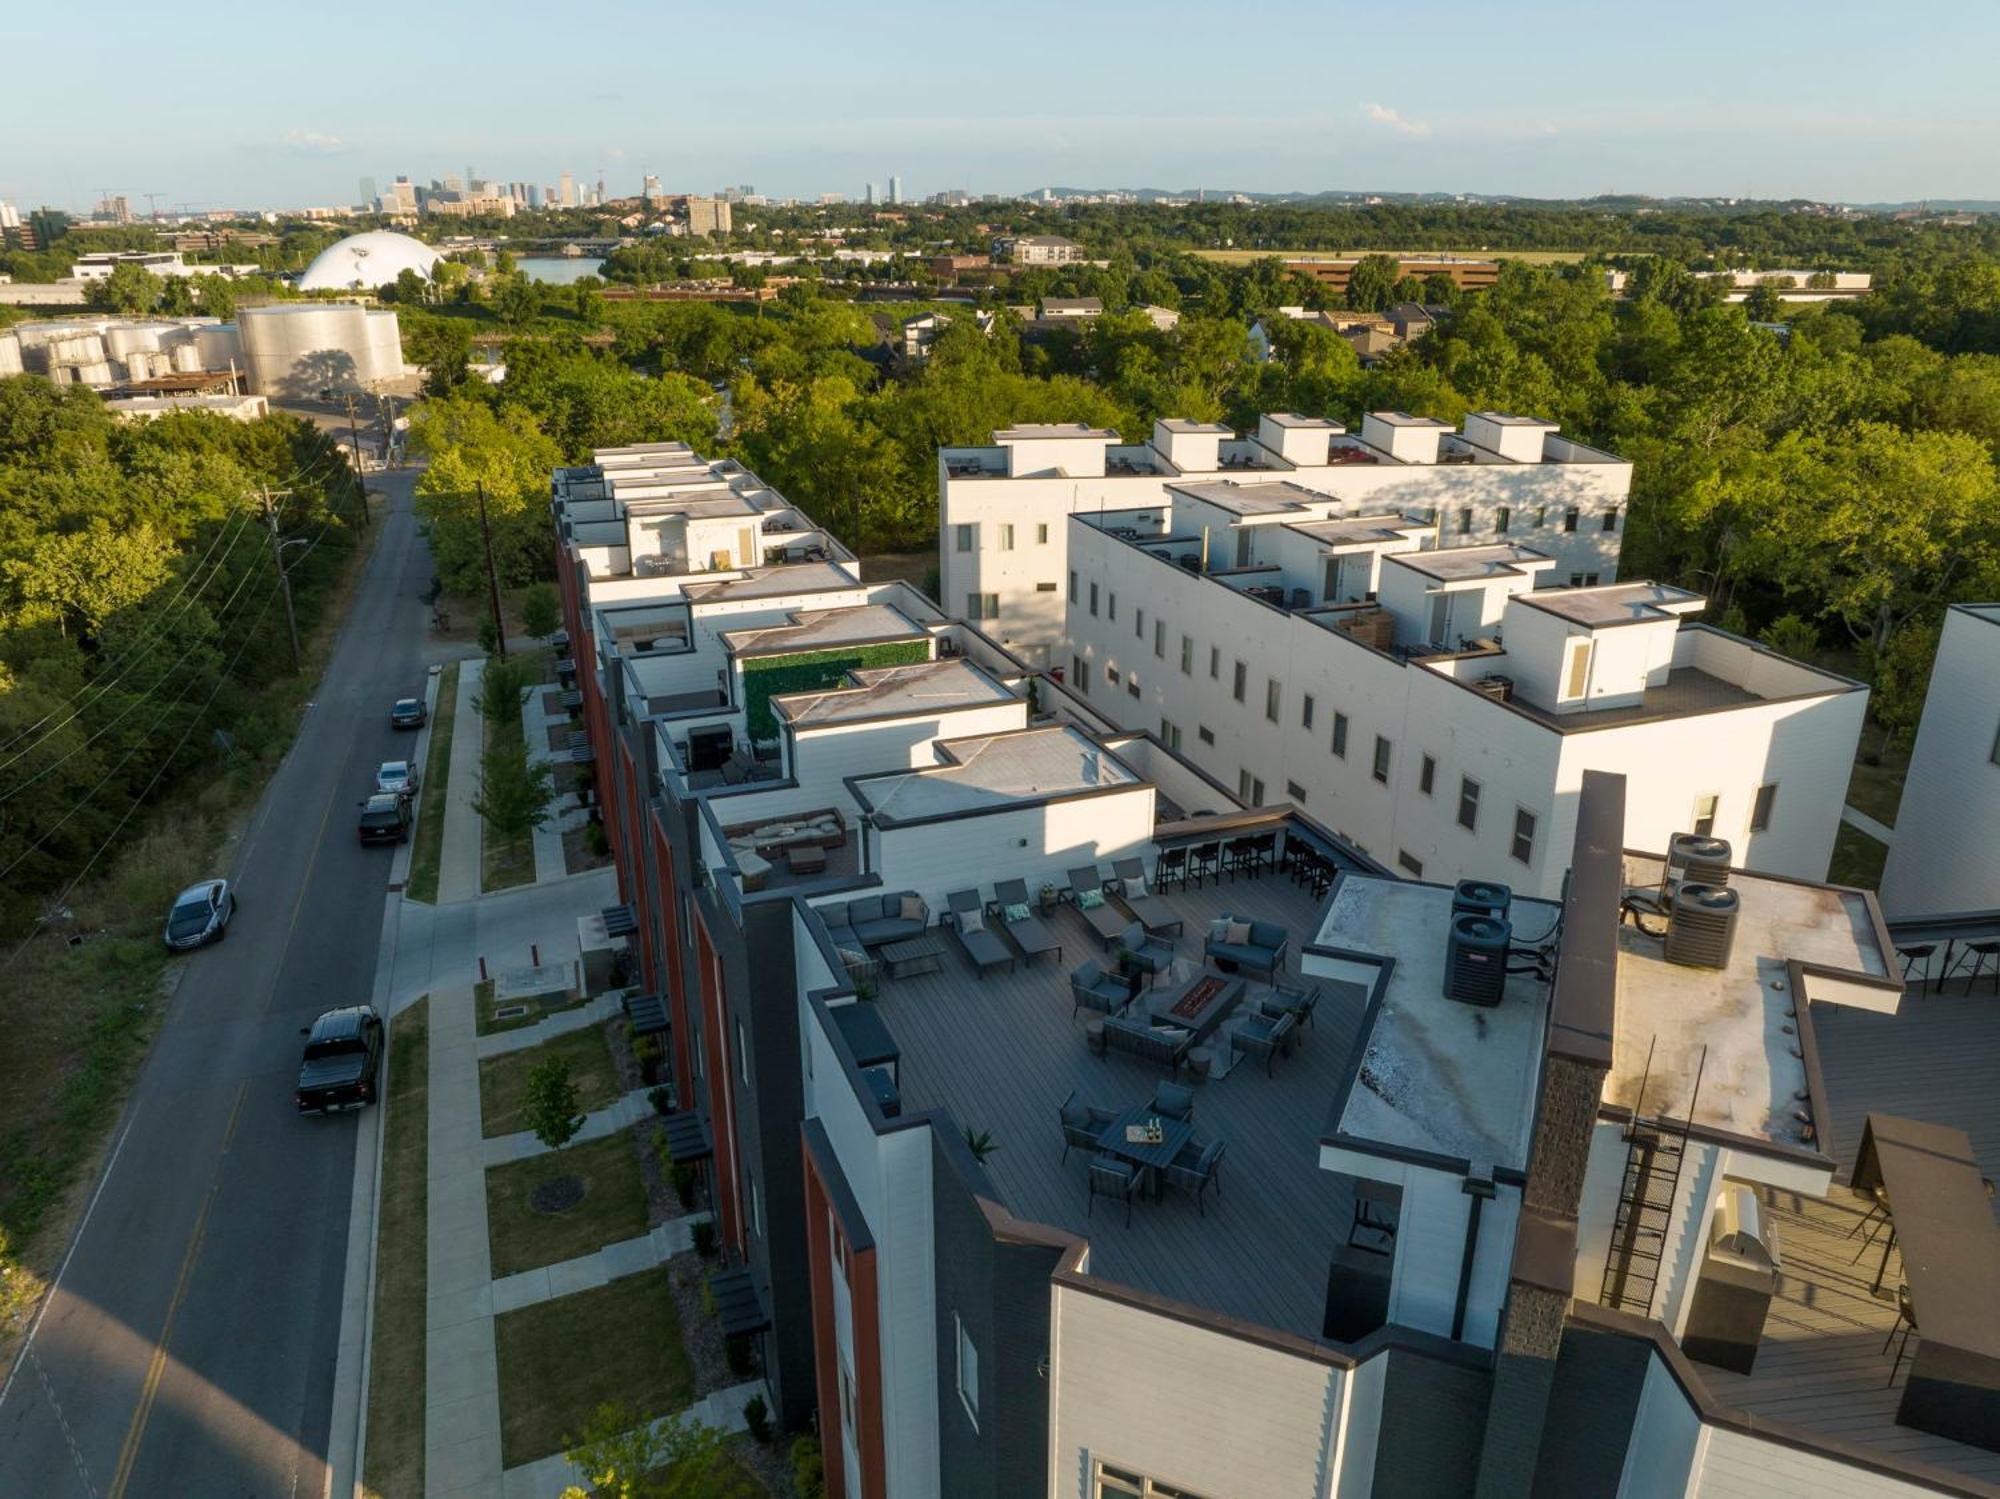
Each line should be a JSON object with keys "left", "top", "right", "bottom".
{"left": 788, "top": 844, "right": 827, "bottom": 876}
{"left": 880, "top": 932, "right": 947, "bottom": 978}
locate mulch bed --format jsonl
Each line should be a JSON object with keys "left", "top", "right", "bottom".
{"left": 545, "top": 724, "right": 571, "bottom": 753}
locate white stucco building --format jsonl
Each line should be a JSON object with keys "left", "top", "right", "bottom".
{"left": 939, "top": 412, "right": 1632, "bottom": 665}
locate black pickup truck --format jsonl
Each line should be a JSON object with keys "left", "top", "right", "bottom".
{"left": 357, "top": 793, "right": 411, "bottom": 845}
{"left": 295, "top": 1005, "right": 384, "bottom": 1114}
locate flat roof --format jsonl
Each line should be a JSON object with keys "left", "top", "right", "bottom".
{"left": 1166, "top": 480, "right": 1323, "bottom": 516}
{"left": 571, "top": 519, "right": 628, "bottom": 547}
{"left": 1514, "top": 582, "right": 1706, "bottom": 629}
{"left": 680, "top": 561, "right": 856, "bottom": 602}
{"left": 1287, "top": 514, "right": 1427, "bottom": 548}
{"left": 1469, "top": 411, "right": 1557, "bottom": 427}
{"left": 1609, "top": 854, "right": 1887, "bottom": 1154}
{"left": 1386, "top": 545, "right": 1554, "bottom": 582}
{"left": 1322, "top": 877, "right": 1556, "bottom": 1173}
{"left": 1370, "top": 411, "right": 1452, "bottom": 428}
{"left": 1158, "top": 418, "right": 1234, "bottom": 434}
{"left": 776, "top": 659, "right": 1012, "bottom": 728}
{"left": 721, "top": 603, "right": 924, "bottom": 659}
{"left": 993, "top": 423, "right": 1118, "bottom": 441}
{"left": 1264, "top": 412, "right": 1344, "bottom": 430}
{"left": 851, "top": 725, "right": 1137, "bottom": 823}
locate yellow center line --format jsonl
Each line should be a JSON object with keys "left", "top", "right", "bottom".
{"left": 107, "top": 1079, "right": 248, "bottom": 1499}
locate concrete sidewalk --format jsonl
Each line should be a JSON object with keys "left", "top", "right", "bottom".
{"left": 437, "top": 659, "right": 487, "bottom": 904}
{"left": 384, "top": 867, "right": 617, "bottom": 1020}
{"left": 489, "top": 1214, "right": 709, "bottom": 1315}
{"left": 1842, "top": 804, "right": 1894, "bottom": 844}
{"left": 474, "top": 990, "right": 622, "bottom": 1062}
{"left": 497, "top": 1379, "right": 767, "bottom": 1499}
{"left": 482, "top": 1085, "right": 655, "bottom": 1167}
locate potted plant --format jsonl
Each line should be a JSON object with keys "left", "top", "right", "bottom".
{"left": 1038, "top": 882, "right": 1059, "bottom": 915}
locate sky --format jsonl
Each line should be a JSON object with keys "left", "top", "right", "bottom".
{"left": 3, "top": 0, "right": 1996, "bottom": 212}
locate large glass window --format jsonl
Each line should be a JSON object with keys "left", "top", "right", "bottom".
{"left": 954, "top": 1313, "right": 980, "bottom": 1429}
{"left": 1458, "top": 777, "right": 1481, "bottom": 832}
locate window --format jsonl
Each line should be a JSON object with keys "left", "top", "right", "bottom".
{"left": 1197, "top": 725, "right": 1215, "bottom": 746}
{"left": 1398, "top": 851, "right": 1425, "bottom": 878}
{"left": 1265, "top": 679, "right": 1281, "bottom": 723}
{"left": 1108, "top": 592, "right": 1117, "bottom": 622}
{"left": 1458, "top": 776, "right": 1482, "bottom": 831}
{"left": 1301, "top": 694, "right": 1316, "bottom": 731}
{"left": 1602, "top": 507, "right": 1619, "bottom": 533}
{"left": 955, "top": 523, "right": 976, "bottom": 552}
{"left": 1072, "top": 656, "right": 1089, "bottom": 694}
{"left": 1037, "top": 522, "right": 1050, "bottom": 544}
{"left": 1208, "top": 646, "right": 1220, "bottom": 680}
{"left": 955, "top": 1314, "right": 980, "bottom": 1428}
{"left": 1419, "top": 754, "right": 1436, "bottom": 796}
{"left": 1750, "top": 782, "right": 1778, "bottom": 832}
{"left": 746, "top": 1172, "right": 762, "bottom": 1237}
{"left": 1563, "top": 507, "right": 1580, "bottom": 533}
{"left": 1456, "top": 506, "right": 1473, "bottom": 535}
{"left": 1107, "top": 666, "right": 1120, "bottom": 685}
{"left": 1286, "top": 779, "right": 1307, "bottom": 802}
{"left": 998, "top": 523, "right": 1015, "bottom": 550}
{"left": 1232, "top": 661, "right": 1247, "bottom": 703}
{"left": 1238, "top": 769, "right": 1265, "bottom": 804}
{"left": 1069, "top": 569, "right": 1078, "bottom": 602}
{"left": 1094, "top": 1460, "right": 1217, "bottom": 1499}
{"left": 1088, "top": 581, "right": 1099, "bottom": 616}
{"left": 1372, "top": 735, "right": 1391, "bottom": 785}
{"left": 1331, "top": 712, "right": 1349, "bottom": 758}
{"left": 1511, "top": 807, "right": 1538, "bottom": 866}
{"left": 1495, "top": 506, "right": 1511, "bottom": 534}
{"left": 1127, "top": 674, "right": 1140, "bottom": 700}
{"left": 1160, "top": 719, "right": 1182, "bottom": 751}
{"left": 1135, "top": 607, "right": 1145, "bottom": 640}
{"left": 1180, "top": 635, "right": 1193, "bottom": 674}
{"left": 1533, "top": 505, "right": 1548, "bottom": 527}
{"left": 737, "top": 1020, "right": 750, "bottom": 1085}
{"left": 1153, "top": 620, "right": 1165, "bottom": 658}
{"left": 1035, "top": 581, "right": 1058, "bottom": 592}
{"left": 1560, "top": 638, "right": 1594, "bottom": 701}
{"left": 1692, "top": 793, "right": 1720, "bottom": 838}
{"left": 966, "top": 592, "right": 998, "bottom": 620}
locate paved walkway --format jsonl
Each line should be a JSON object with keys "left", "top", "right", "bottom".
{"left": 489, "top": 1214, "right": 709, "bottom": 1314}
{"left": 474, "top": 991, "right": 622, "bottom": 1062}
{"left": 1842, "top": 804, "right": 1894, "bottom": 844}
{"left": 385, "top": 867, "right": 618, "bottom": 1020}
{"left": 497, "top": 1379, "right": 768, "bottom": 1499}
{"left": 437, "top": 659, "right": 487, "bottom": 904}
{"left": 482, "top": 1084, "right": 655, "bottom": 1166}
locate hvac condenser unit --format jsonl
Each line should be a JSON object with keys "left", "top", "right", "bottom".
{"left": 1668, "top": 833, "right": 1733, "bottom": 888}
{"left": 1665, "top": 883, "right": 1740, "bottom": 969}
{"left": 1451, "top": 879, "right": 1512, "bottom": 922}
{"left": 1445, "top": 913, "right": 1511, "bottom": 1006}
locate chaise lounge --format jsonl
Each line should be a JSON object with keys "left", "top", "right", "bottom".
{"left": 945, "top": 889, "right": 1015, "bottom": 977}
{"left": 990, "top": 878, "right": 1062, "bottom": 965}
{"left": 1111, "top": 857, "right": 1183, "bottom": 938}
{"left": 1068, "top": 866, "right": 1126, "bottom": 948}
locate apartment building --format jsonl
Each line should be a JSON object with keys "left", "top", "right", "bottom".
{"left": 993, "top": 233, "right": 1086, "bottom": 265}
{"left": 939, "top": 411, "right": 1632, "bottom": 663}
{"left": 554, "top": 441, "right": 2000, "bottom": 1499}
{"left": 1879, "top": 603, "right": 2000, "bottom": 919}
{"left": 1281, "top": 255, "right": 1500, "bottom": 293}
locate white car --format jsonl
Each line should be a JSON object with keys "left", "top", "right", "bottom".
{"left": 375, "top": 760, "right": 419, "bottom": 799}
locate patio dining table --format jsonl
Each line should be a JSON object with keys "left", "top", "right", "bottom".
{"left": 1096, "top": 1102, "right": 1197, "bottom": 1199}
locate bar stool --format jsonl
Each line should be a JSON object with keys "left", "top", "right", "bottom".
{"left": 1949, "top": 939, "right": 2000, "bottom": 996}
{"left": 1845, "top": 1184, "right": 1891, "bottom": 1244}
{"left": 1884, "top": 1284, "right": 1919, "bottom": 1386}
{"left": 1187, "top": 842, "right": 1221, "bottom": 889}
{"left": 1896, "top": 943, "right": 1936, "bottom": 986}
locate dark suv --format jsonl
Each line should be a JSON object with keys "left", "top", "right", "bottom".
{"left": 358, "top": 793, "right": 411, "bottom": 845}
{"left": 295, "top": 1005, "right": 384, "bottom": 1113}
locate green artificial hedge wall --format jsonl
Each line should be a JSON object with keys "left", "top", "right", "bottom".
{"left": 741, "top": 639, "right": 932, "bottom": 740}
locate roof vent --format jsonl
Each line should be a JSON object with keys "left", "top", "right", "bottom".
{"left": 1474, "top": 673, "right": 1514, "bottom": 702}
{"left": 1445, "top": 913, "right": 1511, "bottom": 1006}
{"left": 1665, "top": 883, "right": 1740, "bottom": 970}
{"left": 1668, "top": 833, "right": 1732, "bottom": 887}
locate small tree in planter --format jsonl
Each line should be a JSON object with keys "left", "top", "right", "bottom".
{"left": 523, "top": 1059, "right": 584, "bottom": 1152}
{"left": 632, "top": 1033, "right": 664, "bottom": 1085}
{"left": 561, "top": 1400, "right": 758, "bottom": 1499}
{"left": 691, "top": 1219, "right": 717, "bottom": 1258}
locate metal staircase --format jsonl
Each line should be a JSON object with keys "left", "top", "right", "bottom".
{"left": 1600, "top": 1039, "right": 1708, "bottom": 1317}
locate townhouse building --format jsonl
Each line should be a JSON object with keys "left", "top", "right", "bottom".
{"left": 553, "top": 444, "right": 2000, "bottom": 1499}
{"left": 939, "top": 412, "right": 1632, "bottom": 663}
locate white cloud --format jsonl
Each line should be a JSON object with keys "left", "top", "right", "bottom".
{"left": 283, "top": 130, "right": 346, "bottom": 156}
{"left": 1361, "top": 103, "right": 1430, "bottom": 139}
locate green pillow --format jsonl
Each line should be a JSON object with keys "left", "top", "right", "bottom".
{"left": 1077, "top": 887, "right": 1106, "bottom": 910}
{"left": 1003, "top": 901, "right": 1031, "bottom": 923}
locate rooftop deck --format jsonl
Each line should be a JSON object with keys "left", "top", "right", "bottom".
{"left": 871, "top": 864, "right": 1371, "bottom": 1341}
{"left": 1504, "top": 665, "right": 1760, "bottom": 731}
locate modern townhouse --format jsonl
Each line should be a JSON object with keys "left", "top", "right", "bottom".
{"left": 939, "top": 412, "right": 1633, "bottom": 663}
{"left": 552, "top": 444, "right": 2000, "bottom": 1499}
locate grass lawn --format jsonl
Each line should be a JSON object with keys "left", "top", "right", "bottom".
{"left": 474, "top": 977, "right": 592, "bottom": 1038}
{"left": 479, "top": 1025, "right": 622, "bottom": 1138}
{"left": 493, "top": 1266, "right": 694, "bottom": 1468}
{"left": 1843, "top": 734, "right": 1910, "bottom": 829}
{"left": 1828, "top": 823, "right": 1888, "bottom": 890}
{"left": 363, "top": 998, "right": 429, "bottom": 1499}
{"left": 404, "top": 661, "right": 459, "bottom": 904}
{"left": 485, "top": 1131, "right": 649, "bottom": 1276}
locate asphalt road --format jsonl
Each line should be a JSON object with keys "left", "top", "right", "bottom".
{"left": 0, "top": 464, "right": 434, "bottom": 1498}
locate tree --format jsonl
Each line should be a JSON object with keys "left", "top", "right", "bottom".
{"left": 1869, "top": 619, "right": 1941, "bottom": 750}
{"left": 411, "top": 397, "right": 563, "bottom": 593}
{"left": 86, "top": 262, "right": 163, "bottom": 314}
{"left": 471, "top": 736, "right": 555, "bottom": 849}
{"left": 520, "top": 582, "right": 560, "bottom": 640}
{"left": 559, "top": 1403, "right": 762, "bottom": 1499}
{"left": 1742, "top": 283, "right": 1785, "bottom": 323}
{"left": 405, "top": 317, "right": 474, "bottom": 398}
{"left": 496, "top": 276, "right": 540, "bottom": 326}
{"left": 522, "top": 1058, "right": 584, "bottom": 1152}
{"left": 1345, "top": 254, "right": 1400, "bottom": 313}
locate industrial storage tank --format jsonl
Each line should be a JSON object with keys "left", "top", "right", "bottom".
{"left": 238, "top": 302, "right": 402, "bottom": 396}
{"left": 194, "top": 322, "right": 244, "bottom": 371}
{"left": 170, "top": 342, "right": 203, "bottom": 374}
{"left": 0, "top": 333, "right": 22, "bottom": 377}
{"left": 103, "top": 322, "right": 178, "bottom": 359}
{"left": 75, "top": 361, "right": 116, "bottom": 386}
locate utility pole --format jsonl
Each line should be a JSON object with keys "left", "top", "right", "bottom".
{"left": 262, "top": 485, "right": 302, "bottom": 671}
{"left": 477, "top": 482, "right": 508, "bottom": 658}
{"left": 341, "top": 392, "right": 370, "bottom": 527}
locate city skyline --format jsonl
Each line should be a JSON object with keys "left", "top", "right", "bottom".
{"left": 1, "top": 0, "right": 1996, "bottom": 211}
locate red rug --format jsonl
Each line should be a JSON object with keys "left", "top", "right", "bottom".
{"left": 1170, "top": 976, "right": 1226, "bottom": 1019}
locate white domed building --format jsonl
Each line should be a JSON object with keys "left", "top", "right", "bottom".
{"left": 298, "top": 230, "right": 442, "bottom": 293}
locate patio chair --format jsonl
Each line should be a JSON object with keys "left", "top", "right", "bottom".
{"left": 1154, "top": 846, "right": 1189, "bottom": 893}
{"left": 990, "top": 878, "right": 1061, "bottom": 965}
{"left": 1071, "top": 959, "right": 1139, "bottom": 1020}
{"left": 1267, "top": 982, "right": 1321, "bottom": 1042}
{"left": 1151, "top": 1081, "right": 1194, "bottom": 1122}
{"left": 1068, "top": 866, "right": 1126, "bottom": 947}
{"left": 1112, "top": 857, "right": 1183, "bottom": 937}
{"left": 1116, "top": 921, "right": 1174, "bottom": 985}
{"left": 945, "top": 889, "right": 1015, "bottom": 977}
{"left": 1088, "top": 1154, "right": 1139, "bottom": 1226}
{"left": 1163, "top": 1136, "right": 1227, "bottom": 1216}
{"left": 1058, "top": 1089, "right": 1118, "bottom": 1165}
{"left": 1233, "top": 1009, "right": 1299, "bottom": 1076}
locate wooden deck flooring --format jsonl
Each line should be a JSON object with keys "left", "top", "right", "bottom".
{"left": 872, "top": 866, "right": 1367, "bottom": 1342}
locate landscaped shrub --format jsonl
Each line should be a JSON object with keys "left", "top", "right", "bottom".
{"left": 742, "top": 1393, "right": 771, "bottom": 1444}
{"left": 791, "top": 1435, "right": 826, "bottom": 1499}
{"left": 671, "top": 1160, "right": 699, "bottom": 1210}
{"left": 724, "top": 1334, "right": 754, "bottom": 1377}
{"left": 691, "top": 1218, "right": 717, "bottom": 1259}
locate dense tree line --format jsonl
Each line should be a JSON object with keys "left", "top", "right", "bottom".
{"left": 0, "top": 379, "right": 367, "bottom": 931}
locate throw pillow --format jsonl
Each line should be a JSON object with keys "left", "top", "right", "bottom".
{"left": 838, "top": 947, "right": 867, "bottom": 968}
{"left": 1003, "top": 901, "right": 1031, "bottom": 923}
{"left": 1125, "top": 874, "right": 1149, "bottom": 898}
{"left": 1077, "top": 887, "right": 1106, "bottom": 910}
{"left": 1224, "top": 919, "right": 1252, "bottom": 945}
{"left": 1208, "top": 917, "right": 1231, "bottom": 943}
{"left": 959, "top": 908, "right": 984, "bottom": 934}
{"left": 899, "top": 894, "right": 925, "bottom": 922}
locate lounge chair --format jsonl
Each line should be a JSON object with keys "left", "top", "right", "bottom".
{"left": 1111, "top": 857, "right": 1183, "bottom": 937}
{"left": 990, "top": 878, "right": 1061, "bottom": 965}
{"left": 946, "top": 889, "right": 1015, "bottom": 977}
{"left": 1116, "top": 921, "right": 1174, "bottom": 985}
{"left": 1068, "top": 865, "right": 1125, "bottom": 947}
{"left": 1071, "top": 959, "right": 1139, "bottom": 1020}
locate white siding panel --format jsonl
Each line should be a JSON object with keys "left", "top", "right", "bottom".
{"left": 1693, "top": 1426, "right": 1947, "bottom": 1499}
{"left": 875, "top": 786, "right": 1155, "bottom": 905}
{"left": 1615, "top": 1356, "right": 1701, "bottom": 1499}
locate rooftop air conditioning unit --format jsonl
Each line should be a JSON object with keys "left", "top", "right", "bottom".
{"left": 1445, "top": 913, "right": 1511, "bottom": 1006}
{"left": 1474, "top": 674, "right": 1515, "bottom": 702}
{"left": 1452, "top": 879, "right": 1512, "bottom": 922}
{"left": 1669, "top": 833, "right": 1733, "bottom": 888}
{"left": 1665, "top": 883, "right": 1740, "bottom": 970}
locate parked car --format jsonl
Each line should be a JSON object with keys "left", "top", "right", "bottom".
{"left": 375, "top": 760, "right": 419, "bottom": 798}
{"left": 357, "top": 793, "right": 411, "bottom": 845}
{"left": 163, "top": 879, "right": 235, "bottom": 950}
{"left": 295, "top": 1005, "right": 384, "bottom": 1113}
{"left": 389, "top": 697, "right": 427, "bottom": 729}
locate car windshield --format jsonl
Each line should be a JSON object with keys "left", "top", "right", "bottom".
{"left": 381, "top": 763, "right": 409, "bottom": 779}
{"left": 394, "top": 700, "right": 420, "bottom": 712}
{"left": 303, "top": 1037, "right": 363, "bottom": 1061}
{"left": 167, "top": 902, "right": 210, "bottom": 935}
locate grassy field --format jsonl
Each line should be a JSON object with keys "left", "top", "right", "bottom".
{"left": 493, "top": 1267, "right": 694, "bottom": 1468}
{"left": 485, "top": 1131, "right": 649, "bottom": 1276}
{"left": 404, "top": 661, "right": 459, "bottom": 904}
{"left": 1192, "top": 247, "right": 1589, "bottom": 266}
{"left": 1843, "top": 738, "right": 1909, "bottom": 830}
{"left": 363, "top": 998, "right": 429, "bottom": 1499}
{"left": 1828, "top": 822, "right": 1889, "bottom": 890}
{"left": 478, "top": 1026, "right": 622, "bottom": 1139}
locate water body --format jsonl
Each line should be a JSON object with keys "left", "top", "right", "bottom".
{"left": 516, "top": 256, "right": 606, "bottom": 284}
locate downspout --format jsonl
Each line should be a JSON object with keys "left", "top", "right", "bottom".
{"left": 1452, "top": 1169, "right": 1497, "bottom": 1342}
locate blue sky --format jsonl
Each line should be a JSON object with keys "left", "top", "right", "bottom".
{"left": 3, "top": 0, "right": 1994, "bottom": 211}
